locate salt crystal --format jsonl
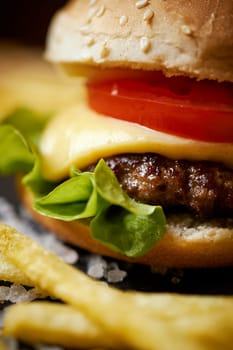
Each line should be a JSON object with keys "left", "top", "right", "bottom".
{"left": 8, "top": 284, "right": 28, "bottom": 303}
{"left": 0, "top": 286, "right": 10, "bottom": 302}
{"left": 0, "top": 283, "right": 46, "bottom": 304}
{"left": 105, "top": 262, "right": 127, "bottom": 283}
{"left": 87, "top": 255, "right": 107, "bottom": 279}
{"left": 88, "top": 264, "right": 104, "bottom": 279}
{"left": 23, "top": 287, "right": 47, "bottom": 303}
{"left": 106, "top": 268, "right": 127, "bottom": 283}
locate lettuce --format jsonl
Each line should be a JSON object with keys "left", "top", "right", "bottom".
{"left": 91, "top": 161, "right": 166, "bottom": 257}
{"left": 23, "top": 157, "right": 57, "bottom": 197}
{"left": 0, "top": 125, "right": 34, "bottom": 175}
{"left": 3, "top": 107, "right": 50, "bottom": 146}
{"left": 91, "top": 205, "right": 165, "bottom": 257}
{"left": 33, "top": 160, "right": 166, "bottom": 257}
{"left": 0, "top": 113, "right": 167, "bottom": 258}
{"left": 34, "top": 173, "right": 98, "bottom": 220}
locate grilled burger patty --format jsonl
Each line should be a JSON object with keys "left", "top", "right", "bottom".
{"left": 98, "top": 154, "right": 233, "bottom": 219}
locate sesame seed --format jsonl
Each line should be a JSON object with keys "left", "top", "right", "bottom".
{"left": 140, "top": 36, "right": 151, "bottom": 53}
{"left": 100, "top": 42, "right": 110, "bottom": 58}
{"left": 85, "top": 36, "right": 95, "bottom": 46}
{"left": 80, "top": 25, "right": 89, "bottom": 34}
{"left": 119, "top": 15, "right": 128, "bottom": 26}
{"left": 81, "top": 52, "right": 92, "bottom": 61}
{"left": 89, "top": 0, "right": 97, "bottom": 5}
{"left": 143, "top": 8, "right": 154, "bottom": 22}
{"left": 87, "top": 6, "right": 98, "bottom": 21}
{"left": 136, "top": 0, "right": 149, "bottom": 9}
{"left": 181, "top": 25, "right": 192, "bottom": 35}
{"left": 96, "top": 4, "right": 105, "bottom": 17}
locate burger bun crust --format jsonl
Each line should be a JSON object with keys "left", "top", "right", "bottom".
{"left": 46, "top": 0, "right": 233, "bottom": 82}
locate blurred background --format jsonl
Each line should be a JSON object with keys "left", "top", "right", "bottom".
{"left": 0, "top": 1, "right": 84, "bottom": 231}
{"left": 0, "top": 0, "right": 84, "bottom": 121}
{"left": 0, "top": 1, "right": 67, "bottom": 46}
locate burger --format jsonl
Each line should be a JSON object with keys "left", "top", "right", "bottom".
{"left": 2, "top": 0, "right": 233, "bottom": 267}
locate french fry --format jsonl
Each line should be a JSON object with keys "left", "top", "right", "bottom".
{"left": 3, "top": 302, "right": 117, "bottom": 349}
{"left": 0, "top": 223, "right": 180, "bottom": 350}
{"left": 0, "top": 224, "right": 161, "bottom": 349}
{"left": 132, "top": 293, "right": 233, "bottom": 349}
{"left": 1, "top": 222, "right": 233, "bottom": 350}
{"left": 0, "top": 252, "right": 32, "bottom": 286}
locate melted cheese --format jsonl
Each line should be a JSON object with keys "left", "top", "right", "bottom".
{"left": 40, "top": 102, "right": 233, "bottom": 181}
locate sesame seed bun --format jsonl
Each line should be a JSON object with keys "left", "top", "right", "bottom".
{"left": 46, "top": 0, "right": 233, "bottom": 82}
{"left": 18, "top": 180, "right": 233, "bottom": 268}
{"left": 38, "top": 0, "right": 233, "bottom": 267}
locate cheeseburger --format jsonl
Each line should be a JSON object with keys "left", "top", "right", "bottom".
{"left": 13, "top": 0, "right": 233, "bottom": 267}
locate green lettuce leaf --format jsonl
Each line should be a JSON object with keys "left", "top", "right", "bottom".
{"left": 0, "top": 125, "right": 34, "bottom": 175}
{"left": 0, "top": 113, "right": 167, "bottom": 257}
{"left": 3, "top": 107, "right": 49, "bottom": 146}
{"left": 94, "top": 159, "right": 156, "bottom": 216}
{"left": 1, "top": 107, "right": 54, "bottom": 195}
{"left": 91, "top": 205, "right": 166, "bottom": 257}
{"left": 23, "top": 157, "right": 57, "bottom": 197}
{"left": 34, "top": 173, "right": 99, "bottom": 220}
{"left": 92, "top": 160, "right": 166, "bottom": 256}
{"left": 33, "top": 159, "right": 166, "bottom": 257}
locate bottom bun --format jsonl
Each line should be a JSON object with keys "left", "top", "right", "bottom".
{"left": 18, "top": 182, "right": 233, "bottom": 268}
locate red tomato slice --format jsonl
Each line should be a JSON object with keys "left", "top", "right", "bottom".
{"left": 87, "top": 73, "right": 233, "bottom": 143}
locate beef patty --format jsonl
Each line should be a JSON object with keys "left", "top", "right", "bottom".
{"left": 101, "top": 154, "right": 233, "bottom": 219}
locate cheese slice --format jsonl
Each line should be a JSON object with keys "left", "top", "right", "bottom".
{"left": 40, "top": 102, "right": 233, "bottom": 181}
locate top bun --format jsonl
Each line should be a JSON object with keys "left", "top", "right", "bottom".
{"left": 45, "top": 0, "right": 233, "bottom": 82}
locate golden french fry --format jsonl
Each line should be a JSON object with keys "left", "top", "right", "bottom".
{"left": 0, "top": 252, "right": 32, "bottom": 286}
{"left": 3, "top": 302, "right": 117, "bottom": 349}
{"left": 1, "top": 222, "right": 233, "bottom": 350}
{"left": 0, "top": 223, "right": 180, "bottom": 350}
{"left": 132, "top": 292, "right": 233, "bottom": 349}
